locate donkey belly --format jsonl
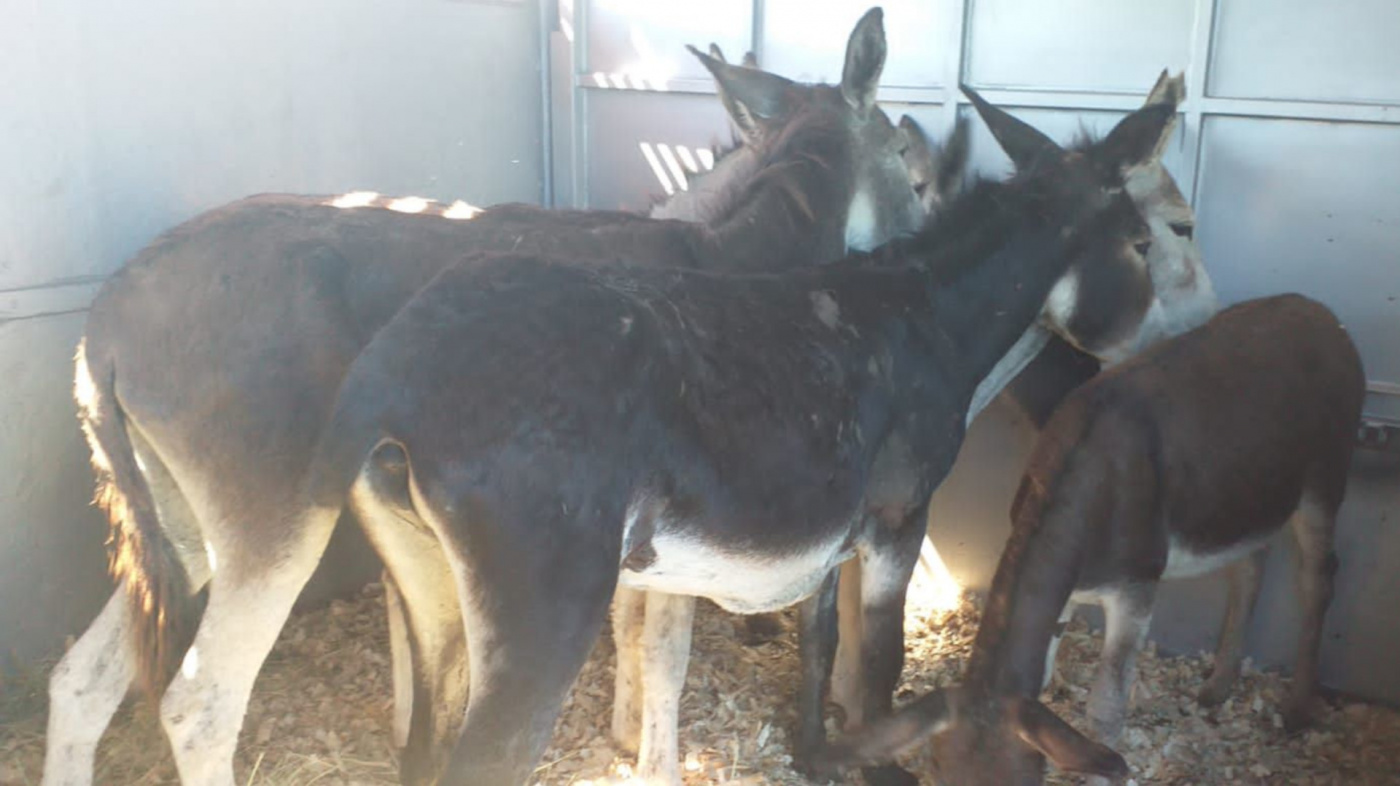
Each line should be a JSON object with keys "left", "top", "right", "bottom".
{"left": 1162, "top": 534, "right": 1275, "bottom": 581}
{"left": 619, "top": 531, "right": 854, "bottom": 614}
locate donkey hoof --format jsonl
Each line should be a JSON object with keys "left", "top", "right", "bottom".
{"left": 862, "top": 764, "right": 919, "bottom": 786}
{"left": 1197, "top": 679, "right": 1232, "bottom": 708}
{"left": 1282, "top": 699, "right": 1317, "bottom": 735}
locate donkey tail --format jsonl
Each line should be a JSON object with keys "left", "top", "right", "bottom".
{"left": 74, "top": 338, "right": 196, "bottom": 699}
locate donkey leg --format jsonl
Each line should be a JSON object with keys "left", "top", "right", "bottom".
{"left": 829, "top": 558, "right": 865, "bottom": 729}
{"left": 1198, "top": 550, "right": 1267, "bottom": 708}
{"left": 1087, "top": 584, "right": 1155, "bottom": 747}
{"left": 636, "top": 591, "right": 696, "bottom": 786}
{"left": 438, "top": 519, "right": 619, "bottom": 786}
{"left": 610, "top": 585, "right": 647, "bottom": 753}
{"left": 794, "top": 568, "right": 840, "bottom": 770}
{"left": 854, "top": 520, "right": 927, "bottom": 786}
{"left": 159, "top": 513, "right": 337, "bottom": 786}
{"left": 42, "top": 587, "right": 137, "bottom": 786}
{"left": 1041, "top": 600, "right": 1078, "bottom": 694}
{"left": 1283, "top": 495, "right": 1339, "bottom": 732}
{"left": 385, "top": 573, "right": 414, "bottom": 749}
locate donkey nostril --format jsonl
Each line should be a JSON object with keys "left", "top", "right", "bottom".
{"left": 1134, "top": 241, "right": 1152, "bottom": 258}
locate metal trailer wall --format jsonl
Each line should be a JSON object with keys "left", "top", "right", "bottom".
{"left": 552, "top": 0, "right": 1400, "bottom": 704}
{"left": 0, "top": 0, "right": 545, "bottom": 668}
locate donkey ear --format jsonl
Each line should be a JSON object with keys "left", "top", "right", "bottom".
{"left": 1140, "top": 69, "right": 1186, "bottom": 160}
{"left": 936, "top": 115, "right": 972, "bottom": 200}
{"left": 690, "top": 45, "right": 795, "bottom": 138}
{"left": 963, "top": 85, "right": 1061, "bottom": 172}
{"left": 1011, "top": 698, "right": 1130, "bottom": 778}
{"left": 1096, "top": 102, "right": 1176, "bottom": 171}
{"left": 841, "top": 7, "right": 887, "bottom": 116}
{"left": 707, "top": 43, "right": 728, "bottom": 64}
{"left": 817, "top": 690, "right": 956, "bottom": 772}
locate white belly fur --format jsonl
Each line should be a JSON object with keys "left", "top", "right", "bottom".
{"left": 619, "top": 530, "right": 854, "bottom": 614}
{"left": 1162, "top": 534, "right": 1275, "bottom": 580}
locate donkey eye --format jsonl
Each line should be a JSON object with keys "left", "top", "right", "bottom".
{"left": 913, "top": 182, "right": 929, "bottom": 197}
{"left": 1134, "top": 240, "right": 1152, "bottom": 257}
{"left": 1169, "top": 222, "right": 1195, "bottom": 240}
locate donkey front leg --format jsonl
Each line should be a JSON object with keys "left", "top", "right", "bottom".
{"left": 636, "top": 591, "right": 696, "bottom": 785}
{"left": 42, "top": 587, "right": 138, "bottom": 786}
{"left": 1198, "top": 550, "right": 1266, "bottom": 708}
{"left": 793, "top": 568, "right": 840, "bottom": 770}
{"left": 1086, "top": 584, "right": 1156, "bottom": 748}
{"left": 852, "top": 517, "right": 928, "bottom": 786}
{"left": 610, "top": 585, "right": 647, "bottom": 753}
{"left": 1283, "top": 494, "right": 1340, "bottom": 732}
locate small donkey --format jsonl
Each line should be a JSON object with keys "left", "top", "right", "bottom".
{"left": 814, "top": 293, "right": 1365, "bottom": 785}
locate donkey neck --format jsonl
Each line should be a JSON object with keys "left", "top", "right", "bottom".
{"left": 648, "top": 142, "right": 761, "bottom": 225}
{"left": 963, "top": 443, "right": 1093, "bottom": 697}
{"left": 911, "top": 183, "right": 1078, "bottom": 414}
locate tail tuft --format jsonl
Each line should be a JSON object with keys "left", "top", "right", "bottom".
{"left": 75, "top": 339, "right": 197, "bottom": 700}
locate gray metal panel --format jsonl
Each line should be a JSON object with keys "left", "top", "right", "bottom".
{"left": 965, "top": 0, "right": 1194, "bottom": 92}
{"left": 1210, "top": 0, "right": 1400, "bottom": 104}
{"left": 0, "top": 0, "right": 544, "bottom": 291}
{"left": 761, "top": 0, "right": 958, "bottom": 88}
{"left": 585, "top": 89, "right": 735, "bottom": 211}
{"left": 585, "top": 0, "right": 751, "bottom": 83}
{"left": 1195, "top": 116, "right": 1400, "bottom": 397}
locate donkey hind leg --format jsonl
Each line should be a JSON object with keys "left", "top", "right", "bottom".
{"left": 610, "top": 585, "right": 647, "bottom": 753}
{"left": 430, "top": 495, "right": 620, "bottom": 786}
{"left": 1283, "top": 494, "right": 1339, "bottom": 732}
{"left": 1086, "top": 583, "right": 1156, "bottom": 748}
{"left": 42, "top": 588, "right": 138, "bottom": 786}
{"left": 829, "top": 558, "right": 865, "bottom": 729}
{"left": 159, "top": 510, "right": 338, "bottom": 786}
{"left": 385, "top": 573, "right": 414, "bottom": 749}
{"left": 635, "top": 592, "right": 696, "bottom": 786}
{"left": 854, "top": 518, "right": 928, "bottom": 786}
{"left": 350, "top": 456, "right": 470, "bottom": 784}
{"left": 1041, "top": 600, "right": 1079, "bottom": 694}
{"left": 793, "top": 568, "right": 840, "bottom": 772}
{"left": 1198, "top": 549, "right": 1267, "bottom": 707}
{"left": 46, "top": 425, "right": 210, "bottom": 786}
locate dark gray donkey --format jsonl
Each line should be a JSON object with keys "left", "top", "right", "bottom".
{"left": 292, "top": 90, "right": 1174, "bottom": 784}
{"left": 45, "top": 9, "right": 927, "bottom": 786}
{"left": 813, "top": 294, "right": 1364, "bottom": 786}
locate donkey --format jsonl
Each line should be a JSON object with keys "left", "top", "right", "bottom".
{"left": 608, "top": 77, "right": 1220, "bottom": 784}
{"left": 286, "top": 89, "right": 1174, "bottom": 785}
{"left": 44, "top": 10, "right": 924, "bottom": 785}
{"left": 609, "top": 111, "right": 972, "bottom": 786}
{"left": 1002, "top": 70, "right": 1216, "bottom": 428}
{"left": 812, "top": 294, "right": 1365, "bottom": 785}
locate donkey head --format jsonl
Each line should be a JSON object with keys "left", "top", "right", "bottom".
{"left": 816, "top": 689, "right": 1128, "bottom": 786}
{"left": 1118, "top": 70, "right": 1219, "bottom": 355}
{"left": 689, "top": 7, "right": 924, "bottom": 251}
{"left": 898, "top": 114, "right": 971, "bottom": 215}
{"left": 965, "top": 85, "right": 1174, "bottom": 362}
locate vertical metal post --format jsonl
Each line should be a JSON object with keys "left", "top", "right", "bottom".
{"left": 940, "top": 0, "right": 974, "bottom": 137}
{"left": 1182, "top": 0, "right": 1219, "bottom": 207}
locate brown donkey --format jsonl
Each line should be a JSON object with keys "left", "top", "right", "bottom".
{"left": 814, "top": 294, "right": 1365, "bottom": 785}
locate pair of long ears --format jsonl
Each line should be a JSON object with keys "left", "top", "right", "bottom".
{"left": 816, "top": 690, "right": 1129, "bottom": 780}
{"left": 963, "top": 71, "right": 1184, "bottom": 176}
{"left": 687, "top": 6, "right": 888, "bottom": 144}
